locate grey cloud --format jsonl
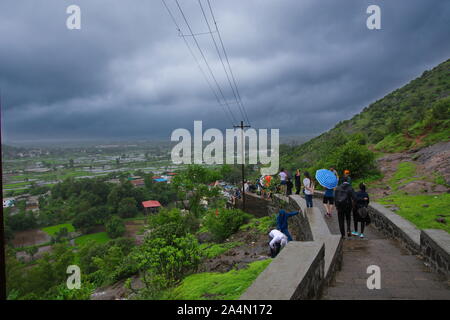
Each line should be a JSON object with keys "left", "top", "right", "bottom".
{"left": 1, "top": 0, "right": 449, "bottom": 142}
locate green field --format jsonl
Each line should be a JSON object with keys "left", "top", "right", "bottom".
{"left": 42, "top": 223, "right": 75, "bottom": 236}
{"left": 166, "top": 259, "right": 272, "bottom": 300}
{"left": 74, "top": 232, "right": 111, "bottom": 246}
{"left": 378, "top": 193, "right": 450, "bottom": 233}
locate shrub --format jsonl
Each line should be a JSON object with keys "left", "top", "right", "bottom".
{"left": 204, "top": 208, "right": 252, "bottom": 242}
{"left": 328, "top": 140, "right": 377, "bottom": 179}
{"left": 132, "top": 234, "right": 201, "bottom": 287}
{"left": 105, "top": 216, "right": 126, "bottom": 239}
{"left": 147, "top": 208, "right": 198, "bottom": 242}
{"left": 118, "top": 197, "right": 138, "bottom": 219}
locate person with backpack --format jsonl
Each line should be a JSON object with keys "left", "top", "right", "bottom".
{"left": 276, "top": 209, "right": 299, "bottom": 241}
{"left": 268, "top": 229, "right": 288, "bottom": 258}
{"left": 351, "top": 183, "right": 371, "bottom": 238}
{"left": 334, "top": 176, "right": 356, "bottom": 237}
{"left": 303, "top": 171, "right": 315, "bottom": 208}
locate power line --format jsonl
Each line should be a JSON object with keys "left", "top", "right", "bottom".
{"left": 198, "top": 0, "right": 247, "bottom": 123}
{"left": 161, "top": 0, "right": 236, "bottom": 126}
{"left": 174, "top": 0, "right": 239, "bottom": 125}
{"left": 206, "top": 0, "right": 251, "bottom": 126}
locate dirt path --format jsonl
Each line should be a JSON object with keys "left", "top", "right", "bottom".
{"left": 316, "top": 201, "right": 450, "bottom": 300}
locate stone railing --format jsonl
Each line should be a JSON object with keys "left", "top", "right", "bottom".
{"left": 240, "top": 194, "right": 342, "bottom": 300}
{"left": 315, "top": 190, "right": 449, "bottom": 278}
{"left": 420, "top": 229, "right": 450, "bottom": 279}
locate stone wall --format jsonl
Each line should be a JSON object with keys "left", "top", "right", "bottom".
{"left": 420, "top": 229, "right": 450, "bottom": 279}
{"left": 234, "top": 192, "right": 271, "bottom": 218}
{"left": 367, "top": 202, "right": 421, "bottom": 254}
{"left": 239, "top": 194, "right": 342, "bottom": 300}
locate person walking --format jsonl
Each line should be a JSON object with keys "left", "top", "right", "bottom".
{"left": 334, "top": 177, "right": 356, "bottom": 238}
{"left": 279, "top": 168, "right": 288, "bottom": 194}
{"left": 294, "top": 169, "right": 302, "bottom": 195}
{"left": 351, "top": 183, "right": 371, "bottom": 238}
{"left": 330, "top": 166, "right": 339, "bottom": 181}
{"left": 286, "top": 177, "right": 294, "bottom": 196}
{"left": 268, "top": 229, "right": 288, "bottom": 258}
{"left": 303, "top": 171, "right": 314, "bottom": 208}
{"left": 340, "top": 170, "right": 352, "bottom": 186}
{"left": 323, "top": 186, "right": 335, "bottom": 218}
{"left": 276, "top": 209, "right": 299, "bottom": 241}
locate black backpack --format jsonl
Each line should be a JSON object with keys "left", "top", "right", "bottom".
{"left": 358, "top": 206, "right": 369, "bottom": 219}
{"left": 335, "top": 185, "right": 351, "bottom": 208}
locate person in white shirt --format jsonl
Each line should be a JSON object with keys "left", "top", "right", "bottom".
{"left": 279, "top": 168, "right": 288, "bottom": 194}
{"left": 303, "top": 171, "right": 315, "bottom": 208}
{"left": 268, "top": 229, "right": 288, "bottom": 258}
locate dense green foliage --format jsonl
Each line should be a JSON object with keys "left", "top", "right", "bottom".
{"left": 281, "top": 59, "right": 450, "bottom": 171}
{"left": 105, "top": 216, "right": 126, "bottom": 238}
{"left": 204, "top": 208, "right": 252, "bottom": 242}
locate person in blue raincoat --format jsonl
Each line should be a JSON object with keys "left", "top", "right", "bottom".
{"left": 276, "top": 209, "right": 299, "bottom": 241}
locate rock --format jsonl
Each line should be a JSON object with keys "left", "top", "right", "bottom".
{"left": 422, "top": 204, "right": 429, "bottom": 208}
{"left": 435, "top": 218, "right": 446, "bottom": 224}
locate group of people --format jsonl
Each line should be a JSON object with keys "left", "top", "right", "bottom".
{"left": 268, "top": 167, "right": 371, "bottom": 258}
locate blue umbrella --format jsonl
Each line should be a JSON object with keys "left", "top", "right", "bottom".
{"left": 315, "top": 169, "right": 338, "bottom": 189}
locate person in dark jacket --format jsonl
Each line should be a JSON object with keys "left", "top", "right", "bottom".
{"left": 351, "top": 183, "right": 370, "bottom": 238}
{"left": 286, "top": 177, "right": 294, "bottom": 196}
{"left": 276, "top": 209, "right": 299, "bottom": 241}
{"left": 334, "top": 177, "right": 356, "bottom": 238}
{"left": 294, "top": 169, "right": 301, "bottom": 195}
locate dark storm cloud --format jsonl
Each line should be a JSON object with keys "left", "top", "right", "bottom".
{"left": 1, "top": 0, "right": 449, "bottom": 142}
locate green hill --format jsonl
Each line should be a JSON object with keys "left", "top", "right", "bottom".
{"left": 281, "top": 59, "right": 450, "bottom": 172}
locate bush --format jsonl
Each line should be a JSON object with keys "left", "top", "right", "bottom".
{"left": 328, "top": 140, "right": 377, "bottom": 179}
{"left": 105, "top": 216, "right": 126, "bottom": 239}
{"left": 204, "top": 208, "right": 252, "bottom": 242}
{"left": 132, "top": 234, "right": 201, "bottom": 287}
{"left": 118, "top": 197, "right": 138, "bottom": 219}
{"left": 147, "top": 208, "right": 199, "bottom": 242}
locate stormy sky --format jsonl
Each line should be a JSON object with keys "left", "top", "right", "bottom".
{"left": 1, "top": 0, "right": 449, "bottom": 143}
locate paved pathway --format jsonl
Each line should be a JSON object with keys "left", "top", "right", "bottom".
{"left": 315, "top": 201, "right": 450, "bottom": 300}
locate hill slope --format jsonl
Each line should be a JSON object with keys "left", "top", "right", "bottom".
{"left": 282, "top": 59, "right": 450, "bottom": 169}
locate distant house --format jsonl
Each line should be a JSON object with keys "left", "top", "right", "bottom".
{"left": 142, "top": 200, "right": 162, "bottom": 214}
{"left": 130, "top": 179, "right": 145, "bottom": 187}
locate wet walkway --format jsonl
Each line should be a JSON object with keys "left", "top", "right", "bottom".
{"left": 315, "top": 201, "right": 450, "bottom": 300}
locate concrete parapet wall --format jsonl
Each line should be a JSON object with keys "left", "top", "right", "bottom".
{"left": 239, "top": 193, "right": 342, "bottom": 300}
{"left": 420, "top": 229, "right": 450, "bottom": 279}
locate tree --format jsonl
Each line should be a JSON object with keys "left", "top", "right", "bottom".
{"left": 73, "top": 211, "right": 97, "bottom": 234}
{"left": 105, "top": 216, "right": 126, "bottom": 239}
{"left": 171, "top": 165, "right": 221, "bottom": 218}
{"left": 117, "top": 197, "right": 138, "bottom": 218}
{"left": 328, "top": 141, "right": 377, "bottom": 179}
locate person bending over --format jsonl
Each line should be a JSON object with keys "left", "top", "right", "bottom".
{"left": 268, "top": 229, "right": 288, "bottom": 258}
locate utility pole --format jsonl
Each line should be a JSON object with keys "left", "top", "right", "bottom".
{"left": 234, "top": 120, "right": 250, "bottom": 211}
{"left": 0, "top": 91, "right": 6, "bottom": 300}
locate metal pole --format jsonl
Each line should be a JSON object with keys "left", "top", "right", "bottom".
{"left": 0, "top": 91, "right": 6, "bottom": 300}
{"left": 234, "top": 120, "right": 250, "bottom": 211}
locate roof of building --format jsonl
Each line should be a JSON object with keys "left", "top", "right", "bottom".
{"left": 142, "top": 200, "right": 162, "bottom": 208}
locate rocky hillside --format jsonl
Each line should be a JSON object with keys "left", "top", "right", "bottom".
{"left": 282, "top": 59, "right": 450, "bottom": 169}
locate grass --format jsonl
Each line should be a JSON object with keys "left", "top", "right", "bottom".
{"left": 74, "top": 232, "right": 111, "bottom": 246}
{"left": 199, "top": 242, "right": 243, "bottom": 259}
{"left": 42, "top": 223, "right": 75, "bottom": 236}
{"left": 388, "top": 162, "right": 421, "bottom": 190}
{"left": 240, "top": 216, "right": 276, "bottom": 234}
{"left": 166, "top": 259, "right": 272, "bottom": 300}
{"left": 378, "top": 193, "right": 450, "bottom": 233}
